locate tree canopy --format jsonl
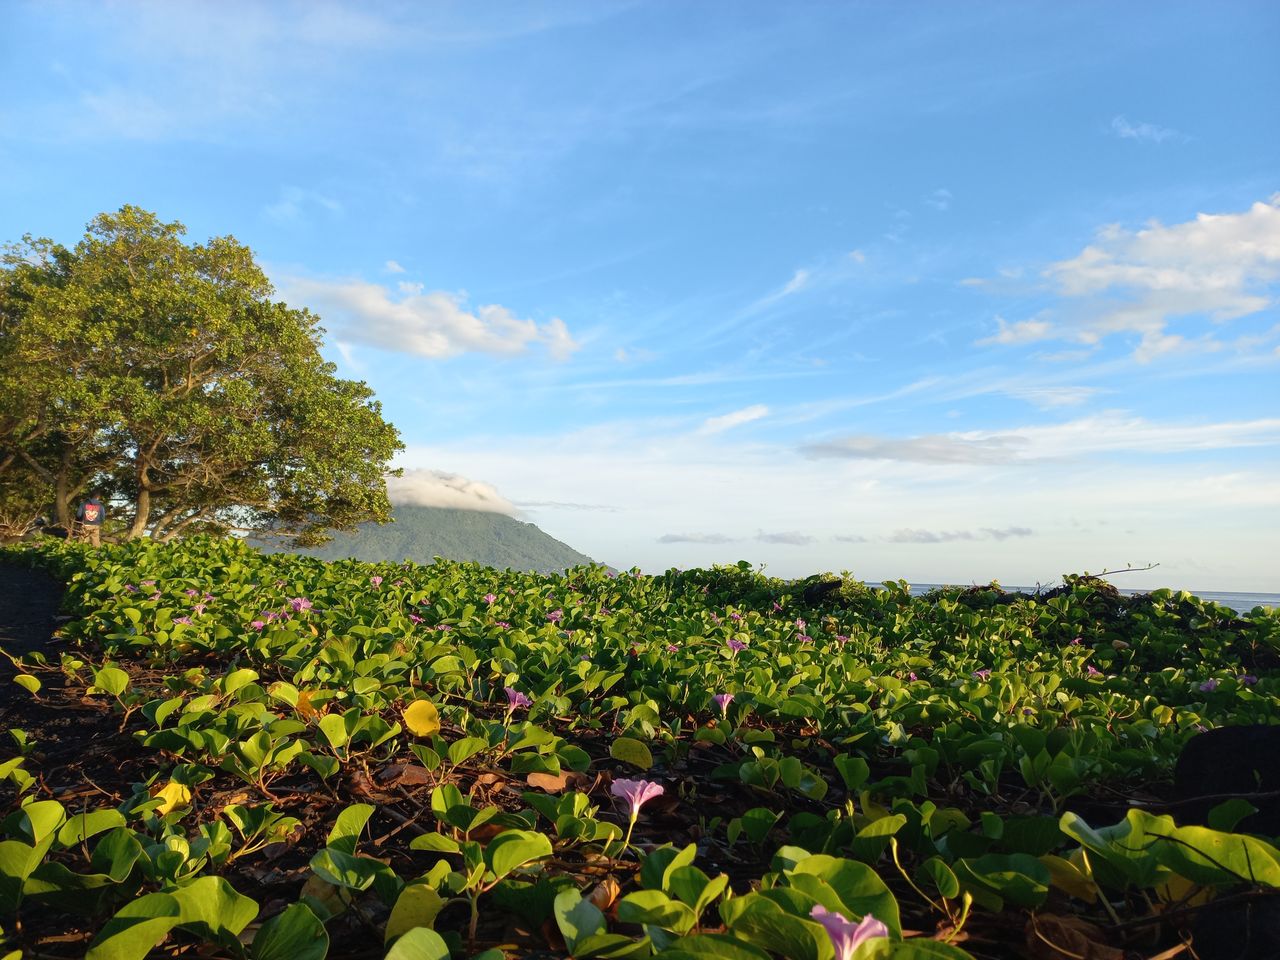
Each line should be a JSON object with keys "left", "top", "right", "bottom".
{"left": 0, "top": 205, "right": 403, "bottom": 544}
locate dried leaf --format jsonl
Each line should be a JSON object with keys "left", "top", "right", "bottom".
{"left": 1026, "top": 913, "right": 1125, "bottom": 960}
{"left": 587, "top": 877, "right": 621, "bottom": 912}
{"left": 526, "top": 771, "right": 572, "bottom": 793}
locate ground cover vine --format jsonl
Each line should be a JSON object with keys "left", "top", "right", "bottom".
{"left": 1, "top": 536, "right": 1278, "bottom": 959}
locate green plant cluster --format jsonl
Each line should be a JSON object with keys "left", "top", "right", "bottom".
{"left": 1, "top": 537, "right": 1278, "bottom": 958}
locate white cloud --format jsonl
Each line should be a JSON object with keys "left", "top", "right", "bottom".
{"left": 385, "top": 469, "right": 517, "bottom": 515}
{"left": 1004, "top": 386, "right": 1100, "bottom": 409}
{"left": 699, "top": 404, "right": 769, "bottom": 435}
{"left": 977, "top": 315, "right": 1055, "bottom": 345}
{"left": 848, "top": 249, "right": 867, "bottom": 264}
{"left": 384, "top": 260, "right": 406, "bottom": 274}
{"left": 802, "top": 433, "right": 1029, "bottom": 465}
{"left": 283, "top": 276, "right": 580, "bottom": 361}
{"left": 889, "top": 526, "right": 1032, "bottom": 544}
{"left": 924, "top": 188, "right": 952, "bottom": 211}
{"left": 1110, "top": 115, "right": 1185, "bottom": 144}
{"left": 1041, "top": 196, "right": 1280, "bottom": 359}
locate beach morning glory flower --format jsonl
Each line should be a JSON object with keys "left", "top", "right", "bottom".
{"left": 370, "top": 575, "right": 383, "bottom": 587}
{"left": 713, "top": 693, "right": 734, "bottom": 715}
{"left": 1086, "top": 664, "right": 1102, "bottom": 676}
{"left": 795, "top": 618, "right": 807, "bottom": 630}
{"left": 611, "top": 778, "right": 665, "bottom": 848}
{"left": 727, "top": 638, "right": 747, "bottom": 653}
{"left": 483, "top": 593, "right": 497, "bottom": 604}
{"left": 547, "top": 609, "right": 564, "bottom": 623}
{"left": 289, "top": 597, "right": 313, "bottom": 613}
{"left": 1240, "top": 674, "right": 1258, "bottom": 686}
{"left": 173, "top": 616, "right": 193, "bottom": 626}
{"left": 505, "top": 687, "right": 533, "bottom": 709}
{"left": 124, "top": 583, "right": 138, "bottom": 593}
{"left": 798, "top": 634, "right": 813, "bottom": 644}
{"left": 729, "top": 612, "right": 742, "bottom": 621}
{"left": 185, "top": 588, "right": 199, "bottom": 597}
{"left": 1200, "top": 678, "right": 1219, "bottom": 693}
{"left": 250, "top": 620, "right": 266, "bottom": 631}
{"left": 409, "top": 613, "right": 424, "bottom": 624}
{"left": 495, "top": 621, "right": 511, "bottom": 629}
{"left": 192, "top": 603, "right": 207, "bottom": 615}
{"left": 836, "top": 634, "right": 850, "bottom": 645}
{"left": 972, "top": 669, "right": 991, "bottom": 680}
{"left": 666, "top": 643, "right": 679, "bottom": 654}
{"left": 810, "top": 906, "right": 889, "bottom": 960}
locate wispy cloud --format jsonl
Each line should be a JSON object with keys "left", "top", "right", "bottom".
{"left": 264, "top": 186, "right": 342, "bottom": 223}
{"left": 923, "top": 187, "right": 952, "bottom": 211}
{"left": 658, "top": 532, "right": 739, "bottom": 544}
{"left": 384, "top": 260, "right": 406, "bottom": 274}
{"left": 283, "top": 275, "right": 579, "bottom": 361}
{"left": 977, "top": 315, "right": 1055, "bottom": 345}
{"left": 834, "top": 534, "right": 869, "bottom": 543}
{"left": 386, "top": 469, "right": 517, "bottom": 515}
{"left": 802, "top": 414, "right": 1280, "bottom": 465}
{"left": 757, "top": 531, "right": 815, "bottom": 545}
{"left": 889, "top": 526, "right": 1032, "bottom": 544}
{"left": 699, "top": 404, "right": 769, "bottom": 435}
{"left": 516, "top": 500, "right": 619, "bottom": 512}
{"left": 1110, "top": 115, "right": 1186, "bottom": 144}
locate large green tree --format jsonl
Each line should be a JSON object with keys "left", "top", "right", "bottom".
{"left": 0, "top": 206, "right": 402, "bottom": 545}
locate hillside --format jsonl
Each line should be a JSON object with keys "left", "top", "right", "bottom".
{"left": 268, "top": 505, "right": 597, "bottom": 573}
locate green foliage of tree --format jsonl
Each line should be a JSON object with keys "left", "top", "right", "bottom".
{"left": 0, "top": 205, "right": 402, "bottom": 545}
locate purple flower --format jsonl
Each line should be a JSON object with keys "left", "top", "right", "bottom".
{"left": 1200, "top": 678, "right": 1219, "bottom": 693}
{"left": 666, "top": 643, "right": 679, "bottom": 654}
{"left": 141, "top": 580, "right": 156, "bottom": 587}
{"left": 598, "top": 606, "right": 611, "bottom": 616}
{"left": 191, "top": 603, "right": 207, "bottom": 615}
{"left": 729, "top": 612, "right": 743, "bottom": 622}
{"left": 250, "top": 620, "right": 266, "bottom": 631}
{"left": 798, "top": 634, "right": 813, "bottom": 644}
{"left": 393, "top": 579, "right": 404, "bottom": 587}
{"left": 289, "top": 597, "right": 313, "bottom": 613}
{"left": 483, "top": 593, "right": 497, "bottom": 605}
{"left": 547, "top": 609, "right": 564, "bottom": 623}
{"left": 579, "top": 654, "right": 591, "bottom": 662}
{"left": 727, "top": 638, "right": 748, "bottom": 653}
{"left": 712, "top": 693, "right": 734, "bottom": 715}
{"left": 435, "top": 624, "right": 452, "bottom": 632}
{"left": 124, "top": 583, "right": 138, "bottom": 593}
{"left": 504, "top": 687, "right": 533, "bottom": 710}
{"left": 173, "top": 616, "right": 193, "bottom": 626}
{"left": 836, "top": 634, "right": 850, "bottom": 645}
{"left": 370, "top": 575, "right": 383, "bottom": 587}
{"left": 810, "top": 906, "right": 890, "bottom": 960}
{"left": 795, "top": 618, "right": 807, "bottom": 630}
{"left": 1239, "top": 674, "right": 1258, "bottom": 686}
{"left": 771, "top": 602, "right": 783, "bottom": 613}
{"left": 972, "top": 669, "right": 991, "bottom": 680}
{"left": 1023, "top": 707, "right": 1034, "bottom": 715}
{"left": 184, "top": 588, "right": 199, "bottom": 597}
{"left": 610, "top": 778, "right": 664, "bottom": 818}
{"left": 495, "top": 621, "right": 511, "bottom": 629}
{"left": 202, "top": 592, "right": 214, "bottom": 601}
{"left": 409, "top": 613, "right": 424, "bottom": 624}
{"left": 149, "top": 592, "right": 161, "bottom": 601}
{"left": 1086, "top": 664, "right": 1101, "bottom": 676}
{"left": 1071, "top": 637, "right": 1083, "bottom": 646}
{"left": 908, "top": 672, "right": 918, "bottom": 681}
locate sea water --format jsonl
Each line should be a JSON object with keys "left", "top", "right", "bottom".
{"left": 904, "top": 584, "right": 1277, "bottom": 615}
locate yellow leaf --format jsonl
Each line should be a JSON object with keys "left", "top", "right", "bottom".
{"left": 404, "top": 699, "right": 441, "bottom": 738}
{"left": 152, "top": 781, "right": 192, "bottom": 816}
{"left": 1041, "top": 854, "right": 1098, "bottom": 904}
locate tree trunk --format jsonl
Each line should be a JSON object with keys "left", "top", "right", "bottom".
{"left": 53, "top": 447, "right": 73, "bottom": 528}
{"left": 128, "top": 463, "right": 151, "bottom": 540}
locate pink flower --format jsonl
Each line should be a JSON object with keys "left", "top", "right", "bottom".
{"left": 771, "top": 602, "right": 783, "bottom": 613}
{"left": 505, "top": 687, "right": 533, "bottom": 709}
{"left": 972, "top": 669, "right": 991, "bottom": 680}
{"left": 124, "top": 583, "right": 138, "bottom": 593}
{"left": 810, "top": 906, "right": 889, "bottom": 960}
{"left": 836, "top": 634, "right": 850, "bottom": 645}
{"left": 1071, "top": 637, "right": 1083, "bottom": 646}
{"left": 409, "top": 613, "right": 424, "bottom": 624}
{"left": 727, "top": 638, "right": 747, "bottom": 653}
{"left": 250, "top": 620, "right": 266, "bottom": 631}
{"left": 184, "top": 588, "right": 199, "bottom": 597}
{"left": 370, "top": 575, "right": 383, "bottom": 587}
{"left": 729, "top": 612, "right": 743, "bottom": 622}
{"left": 798, "top": 634, "right": 813, "bottom": 644}
{"left": 495, "top": 620, "right": 511, "bottom": 629}
{"left": 666, "top": 644, "right": 679, "bottom": 654}
{"left": 1086, "top": 664, "right": 1102, "bottom": 676}
{"left": 610, "top": 778, "right": 664, "bottom": 818}
{"left": 908, "top": 672, "right": 918, "bottom": 682}
{"left": 483, "top": 593, "right": 497, "bottom": 605}
{"left": 192, "top": 603, "right": 207, "bottom": 615}
{"left": 289, "top": 597, "right": 313, "bottom": 613}
{"left": 795, "top": 618, "right": 806, "bottom": 629}
{"left": 173, "top": 616, "right": 192, "bottom": 626}
{"left": 435, "top": 624, "right": 452, "bottom": 632}
{"left": 713, "top": 693, "right": 734, "bottom": 715}
{"left": 547, "top": 609, "right": 564, "bottom": 623}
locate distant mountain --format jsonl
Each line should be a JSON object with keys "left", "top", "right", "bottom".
{"left": 269, "top": 506, "right": 598, "bottom": 573}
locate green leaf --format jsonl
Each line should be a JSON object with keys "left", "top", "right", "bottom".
{"left": 251, "top": 902, "right": 329, "bottom": 960}
{"left": 656, "top": 934, "right": 772, "bottom": 960}
{"left": 310, "top": 848, "right": 384, "bottom": 891}
{"left": 91, "top": 667, "right": 131, "bottom": 697}
{"left": 85, "top": 892, "right": 182, "bottom": 960}
{"left": 171, "top": 875, "right": 259, "bottom": 942}
{"left": 617, "top": 889, "right": 698, "bottom": 934}
{"left": 447, "top": 736, "right": 488, "bottom": 766}
{"left": 1207, "top": 799, "right": 1259, "bottom": 833}
{"left": 326, "top": 803, "right": 374, "bottom": 855}
{"left": 610, "top": 737, "right": 654, "bottom": 771}
{"left": 554, "top": 888, "right": 607, "bottom": 953}
{"left": 386, "top": 883, "right": 446, "bottom": 943}
{"left": 721, "top": 892, "right": 831, "bottom": 960}
{"left": 13, "top": 674, "right": 40, "bottom": 695}
{"left": 384, "top": 927, "right": 450, "bottom": 960}
{"left": 790, "top": 854, "right": 902, "bottom": 938}
{"left": 486, "top": 830, "right": 553, "bottom": 880}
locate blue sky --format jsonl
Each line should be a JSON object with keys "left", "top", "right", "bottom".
{"left": 3, "top": 1, "right": 1278, "bottom": 590}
